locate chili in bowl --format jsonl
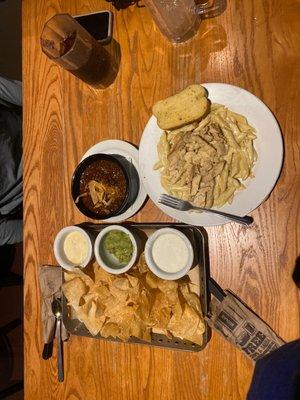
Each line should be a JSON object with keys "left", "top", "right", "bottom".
{"left": 71, "top": 153, "right": 130, "bottom": 220}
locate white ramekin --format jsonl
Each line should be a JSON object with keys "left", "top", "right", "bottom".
{"left": 54, "top": 225, "right": 94, "bottom": 271}
{"left": 94, "top": 225, "right": 138, "bottom": 274}
{"left": 144, "top": 227, "right": 194, "bottom": 280}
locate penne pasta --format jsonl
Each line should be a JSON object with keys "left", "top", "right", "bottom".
{"left": 154, "top": 103, "right": 257, "bottom": 208}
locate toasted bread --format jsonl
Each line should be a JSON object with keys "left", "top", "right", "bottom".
{"left": 152, "top": 85, "right": 209, "bottom": 130}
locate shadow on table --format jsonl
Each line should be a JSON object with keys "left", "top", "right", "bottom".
{"left": 105, "top": 0, "right": 144, "bottom": 11}
{"left": 292, "top": 256, "right": 300, "bottom": 290}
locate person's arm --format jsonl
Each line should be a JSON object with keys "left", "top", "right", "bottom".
{"left": 0, "top": 219, "right": 23, "bottom": 245}
{"left": 0, "top": 77, "right": 22, "bottom": 106}
{"left": 247, "top": 340, "right": 300, "bottom": 400}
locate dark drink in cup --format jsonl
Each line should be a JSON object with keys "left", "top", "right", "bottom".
{"left": 41, "top": 14, "right": 118, "bottom": 88}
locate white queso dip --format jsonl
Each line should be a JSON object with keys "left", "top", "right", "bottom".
{"left": 152, "top": 233, "right": 189, "bottom": 273}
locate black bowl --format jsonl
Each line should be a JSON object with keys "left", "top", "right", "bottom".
{"left": 71, "top": 153, "right": 130, "bottom": 220}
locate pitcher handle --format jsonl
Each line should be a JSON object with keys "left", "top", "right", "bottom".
{"left": 195, "top": 0, "right": 227, "bottom": 19}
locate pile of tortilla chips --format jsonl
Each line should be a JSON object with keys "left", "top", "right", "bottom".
{"left": 62, "top": 253, "right": 205, "bottom": 344}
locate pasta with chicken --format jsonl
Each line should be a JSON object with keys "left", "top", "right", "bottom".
{"left": 154, "top": 104, "right": 257, "bottom": 208}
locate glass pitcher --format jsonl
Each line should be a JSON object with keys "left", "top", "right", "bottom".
{"left": 143, "top": 0, "right": 227, "bottom": 43}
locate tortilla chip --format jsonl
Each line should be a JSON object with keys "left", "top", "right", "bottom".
{"left": 145, "top": 271, "right": 161, "bottom": 289}
{"left": 140, "top": 327, "right": 152, "bottom": 342}
{"left": 82, "top": 292, "right": 97, "bottom": 304}
{"left": 64, "top": 252, "right": 205, "bottom": 344}
{"left": 118, "top": 326, "right": 131, "bottom": 341}
{"left": 125, "top": 284, "right": 140, "bottom": 302}
{"left": 171, "top": 302, "right": 184, "bottom": 320}
{"left": 75, "top": 300, "right": 105, "bottom": 336}
{"left": 183, "top": 319, "right": 205, "bottom": 345}
{"left": 129, "top": 317, "right": 145, "bottom": 339}
{"left": 108, "top": 305, "right": 137, "bottom": 323}
{"left": 167, "top": 303, "right": 200, "bottom": 339}
{"left": 102, "top": 295, "right": 124, "bottom": 315}
{"left": 135, "top": 253, "right": 148, "bottom": 274}
{"left": 164, "top": 289, "right": 180, "bottom": 306}
{"left": 136, "top": 290, "right": 152, "bottom": 323}
{"left": 62, "top": 277, "right": 88, "bottom": 307}
{"left": 64, "top": 271, "right": 79, "bottom": 282}
{"left": 157, "top": 279, "right": 178, "bottom": 293}
{"left": 182, "top": 291, "right": 202, "bottom": 315}
{"left": 179, "top": 283, "right": 190, "bottom": 299}
{"left": 150, "top": 292, "right": 171, "bottom": 329}
{"left": 113, "top": 277, "right": 131, "bottom": 291}
{"left": 81, "top": 293, "right": 105, "bottom": 315}
{"left": 109, "top": 285, "right": 129, "bottom": 303}
{"left": 74, "top": 269, "right": 95, "bottom": 289}
{"left": 93, "top": 285, "right": 113, "bottom": 302}
{"left": 125, "top": 274, "right": 139, "bottom": 288}
{"left": 101, "top": 322, "right": 121, "bottom": 338}
{"left": 93, "top": 262, "right": 114, "bottom": 284}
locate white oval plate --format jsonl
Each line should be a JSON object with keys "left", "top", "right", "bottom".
{"left": 82, "top": 140, "right": 147, "bottom": 223}
{"left": 139, "top": 83, "right": 283, "bottom": 227}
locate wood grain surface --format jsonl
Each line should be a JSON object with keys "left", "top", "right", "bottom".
{"left": 23, "top": 0, "right": 300, "bottom": 399}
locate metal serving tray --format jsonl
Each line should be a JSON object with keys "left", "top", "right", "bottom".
{"left": 62, "top": 223, "right": 211, "bottom": 352}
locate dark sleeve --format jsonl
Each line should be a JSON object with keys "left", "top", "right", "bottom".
{"left": 0, "top": 218, "right": 23, "bottom": 245}
{"left": 247, "top": 340, "right": 300, "bottom": 400}
{"left": 0, "top": 77, "right": 22, "bottom": 106}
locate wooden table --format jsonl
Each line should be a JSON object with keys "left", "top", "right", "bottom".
{"left": 23, "top": 1, "right": 300, "bottom": 399}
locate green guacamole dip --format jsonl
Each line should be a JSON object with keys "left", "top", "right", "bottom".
{"left": 103, "top": 230, "right": 134, "bottom": 264}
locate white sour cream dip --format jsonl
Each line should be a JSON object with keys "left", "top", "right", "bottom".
{"left": 63, "top": 231, "right": 89, "bottom": 265}
{"left": 151, "top": 233, "right": 189, "bottom": 273}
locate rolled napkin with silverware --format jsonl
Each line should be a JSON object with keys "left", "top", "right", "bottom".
{"left": 38, "top": 265, "right": 69, "bottom": 360}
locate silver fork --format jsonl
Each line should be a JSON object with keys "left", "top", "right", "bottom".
{"left": 159, "top": 194, "right": 253, "bottom": 226}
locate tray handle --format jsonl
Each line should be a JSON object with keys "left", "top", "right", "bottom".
{"left": 208, "top": 277, "right": 226, "bottom": 302}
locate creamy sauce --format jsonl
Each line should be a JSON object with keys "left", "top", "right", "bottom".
{"left": 63, "top": 231, "right": 89, "bottom": 265}
{"left": 152, "top": 233, "right": 189, "bottom": 273}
